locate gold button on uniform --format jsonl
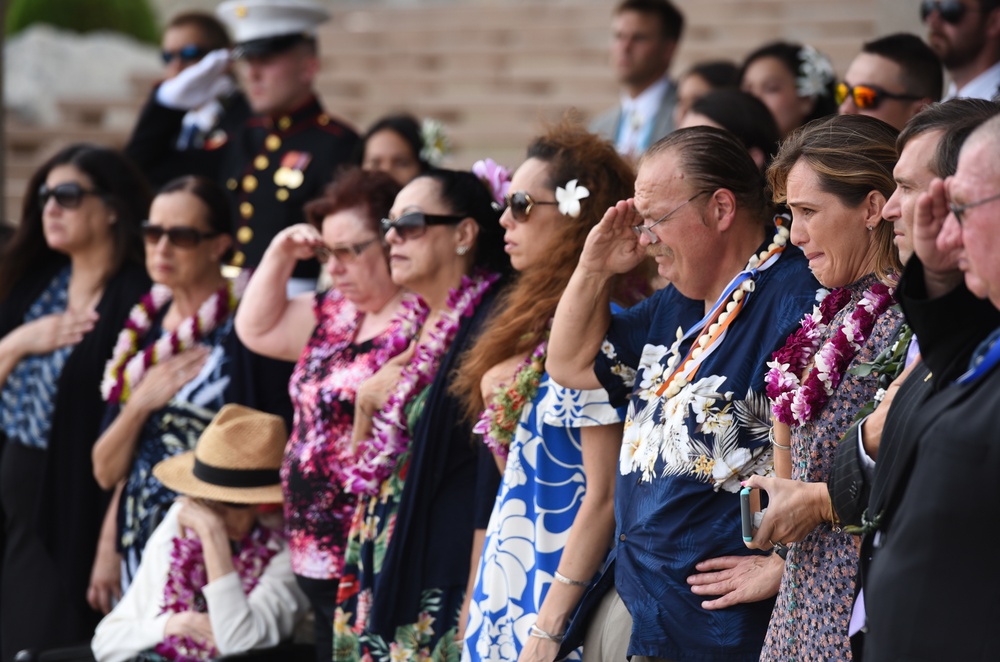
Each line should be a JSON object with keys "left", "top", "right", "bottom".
{"left": 276, "top": 189, "right": 290, "bottom": 202}
{"left": 278, "top": 116, "right": 292, "bottom": 130}
{"left": 254, "top": 155, "right": 269, "bottom": 170}
{"left": 242, "top": 175, "right": 258, "bottom": 193}
{"left": 265, "top": 135, "right": 281, "bottom": 151}
{"left": 240, "top": 202, "right": 254, "bottom": 219}
{"left": 237, "top": 226, "right": 254, "bottom": 244}
{"left": 226, "top": 178, "right": 238, "bottom": 191}
{"left": 231, "top": 251, "right": 246, "bottom": 267}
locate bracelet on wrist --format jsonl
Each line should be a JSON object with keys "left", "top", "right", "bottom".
{"left": 554, "top": 570, "right": 589, "bottom": 587}
{"left": 769, "top": 426, "right": 790, "bottom": 451}
{"left": 529, "top": 624, "right": 565, "bottom": 643}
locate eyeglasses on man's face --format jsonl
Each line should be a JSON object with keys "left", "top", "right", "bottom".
{"left": 920, "top": 0, "right": 976, "bottom": 25}
{"left": 949, "top": 190, "right": 1000, "bottom": 225}
{"left": 835, "top": 82, "right": 923, "bottom": 110}
{"left": 381, "top": 211, "right": 466, "bottom": 241}
{"left": 161, "top": 44, "right": 209, "bottom": 65}
{"left": 503, "top": 191, "right": 559, "bottom": 222}
{"left": 632, "top": 191, "right": 708, "bottom": 244}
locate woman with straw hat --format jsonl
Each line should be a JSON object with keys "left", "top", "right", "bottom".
{"left": 92, "top": 404, "right": 308, "bottom": 662}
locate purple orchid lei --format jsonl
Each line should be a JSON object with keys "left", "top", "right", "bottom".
{"left": 766, "top": 282, "right": 895, "bottom": 427}
{"left": 155, "top": 525, "right": 281, "bottom": 661}
{"left": 101, "top": 281, "right": 240, "bottom": 404}
{"left": 343, "top": 270, "right": 501, "bottom": 495}
{"left": 473, "top": 339, "right": 547, "bottom": 458}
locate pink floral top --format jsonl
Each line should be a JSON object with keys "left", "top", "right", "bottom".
{"left": 282, "top": 288, "right": 414, "bottom": 579}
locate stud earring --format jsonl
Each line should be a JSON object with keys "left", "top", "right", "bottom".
{"left": 456, "top": 245, "right": 469, "bottom": 255}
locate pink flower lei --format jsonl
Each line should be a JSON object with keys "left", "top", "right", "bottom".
{"left": 765, "top": 281, "right": 895, "bottom": 427}
{"left": 101, "top": 281, "right": 241, "bottom": 404}
{"left": 473, "top": 339, "right": 547, "bottom": 458}
{"left": 155, "top": 525, "right": 281, "bottom": 661}
{"left": 343, "top": 271, "right": 501, "bottom": 496}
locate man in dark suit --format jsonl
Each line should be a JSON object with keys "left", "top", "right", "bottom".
{"left": 589, "top": 0, "right": 683, "bottom": 159}
{"left": 861, "top": 111, "right": 1000, "bottom": 659}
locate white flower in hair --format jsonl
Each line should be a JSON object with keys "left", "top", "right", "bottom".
{"left": 420, "top": 118, "right": 451, "bottom": 166}
{"left": 796, "top": 45, "right": 835, "bottom": 98}
{"left": 555, "top": 179, "right": 590, "bottom": 218}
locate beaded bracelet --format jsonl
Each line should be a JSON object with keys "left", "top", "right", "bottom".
{"left": 769, "top": 426, "right": 790, "bottom": 451}
{"left": 529, "top": 624, "right": 565, "bottom": 643}
{"left": 554, "top": 571, "right": 588, "bottom": 587}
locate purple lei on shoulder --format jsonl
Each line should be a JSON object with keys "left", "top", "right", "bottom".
{"left": 766, "top": 282, "right": 895, "bottom": 427}
{"left": 342, "top": 271, "right": 501, "bottom": 496}
{"left": 154, "top": 525, "right": 281, "bottom": 661}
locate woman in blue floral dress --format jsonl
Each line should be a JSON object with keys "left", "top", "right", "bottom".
{"left": 455, "top": 126, "right": 642, "bottom": 662}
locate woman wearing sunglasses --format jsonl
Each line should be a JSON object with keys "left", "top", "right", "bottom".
{"left": 331, "top": 168, "right": 509, "bottom": 660}
{"left": 455, "top": 125, "right": 644, "bottom": 662}
{"left": 235, "top": 168, "right": 413, "bottom": 662}
{"left": 90, "top": 175, "right": 288, "bottom": 601}
{"left": 0, "top": 144, "right": 151, "bottom": 657}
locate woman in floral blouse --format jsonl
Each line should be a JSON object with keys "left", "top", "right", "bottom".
{"left": 235, "top": 168, "right": 412, "bottom": 662}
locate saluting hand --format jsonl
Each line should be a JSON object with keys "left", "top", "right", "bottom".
{"left": 577, "top": 199, "right": 646, "bottom": 276}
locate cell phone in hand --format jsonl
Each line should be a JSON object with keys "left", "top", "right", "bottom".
{"left": 740, "top": 486, "right": 763, "bottom": 543}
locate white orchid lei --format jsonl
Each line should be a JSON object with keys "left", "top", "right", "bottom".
{"left": 101, "top": 280, "right": 241, "bottom": 404}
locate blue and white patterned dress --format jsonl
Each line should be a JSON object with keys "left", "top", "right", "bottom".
{"left": 463, "top": 375, "right": 622, "bottom": 662}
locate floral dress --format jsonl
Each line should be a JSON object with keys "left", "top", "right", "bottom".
{"left": 463, "top": 375, "right": 622, "bottom": 662}
{"left": 284, "top": 288, "right": 416, "bottom": 580}
{"left": 332, "top": 387, "right": 466, "bottom": 661}
{"left": 761, "top": 273, "right": 903, "bottom": 662}
{"left": 103, "top": 310, "right": 237, "bottom": 584}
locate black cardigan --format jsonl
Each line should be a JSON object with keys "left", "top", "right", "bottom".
{"left": 0, "top": 258, "right": 151, "bottom": 623}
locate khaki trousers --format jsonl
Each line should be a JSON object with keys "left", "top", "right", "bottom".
{"left": 581, "top": 587, "right": 674, "bottom": 662}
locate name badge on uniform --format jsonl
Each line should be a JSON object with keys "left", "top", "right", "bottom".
{"left": 274, "top": 151, "right": 312, "bottom": 189}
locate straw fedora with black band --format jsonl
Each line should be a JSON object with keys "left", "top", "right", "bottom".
{"left": 153, "top": 404, "right": 287, "bottom": 504}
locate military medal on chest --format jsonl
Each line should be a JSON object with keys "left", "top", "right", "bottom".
{"left": 274, "top": 151, "right": 312, "bottom": 190}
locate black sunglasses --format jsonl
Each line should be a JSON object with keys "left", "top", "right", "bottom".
{"left": 380, "top": 211, "right": 466, "bottom": 241}
{"left": 38, "top": 182, "right": 102, "bottom": 210}
{"left": 920, "top": 0, "right": 975, "bottom": 24}
{"left": 835, "top": 82, "right": 923, "bottom": 110}
{"left": 503, "top": 191, "right": 559, "bottom": 222}
{"left": 313, "top": 238, "right": 380, "bottom": 264}
{"left": 161, "top": 44, "right": 208, "bottom": 65}
{"left": 142, "top": 221, "right": 220, "bottom": 248}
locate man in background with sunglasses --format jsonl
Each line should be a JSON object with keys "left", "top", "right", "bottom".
{"left": 837, "top": 33, "right": 942, "bottom": 130}
{"left": 590, "top": 0, "right": 684, "bottom": 160}
{"left": 922, "top": 0, "right": 1000, "bottom": 100}
{"left": 125, "top": 11, "right": 251, "bottom": 190}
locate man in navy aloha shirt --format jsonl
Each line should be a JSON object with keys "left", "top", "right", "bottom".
{"left": 548, "top": 127, "right": 820, "bottom": 661}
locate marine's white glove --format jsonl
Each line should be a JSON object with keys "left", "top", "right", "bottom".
{"left": 156, "top": 49, "right": 234, "bottom": 111}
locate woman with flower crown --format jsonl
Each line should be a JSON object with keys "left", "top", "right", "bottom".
{"left": 453, "top": 125, "right": 644, "bottom": 662}
{"left": 235, "top": 168, "right": 414, "bottom": 662}
{"left": 331, "top": 168, "right": 510, "bottom": 661}
{"left": 91, "top": 175, "right": 289, "bottom": 591}
{"left": 740, "top": 41, "right": 838, "bottom": 138}
{"left": 710, "top": 115, "right": 902, "bottom": 661}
